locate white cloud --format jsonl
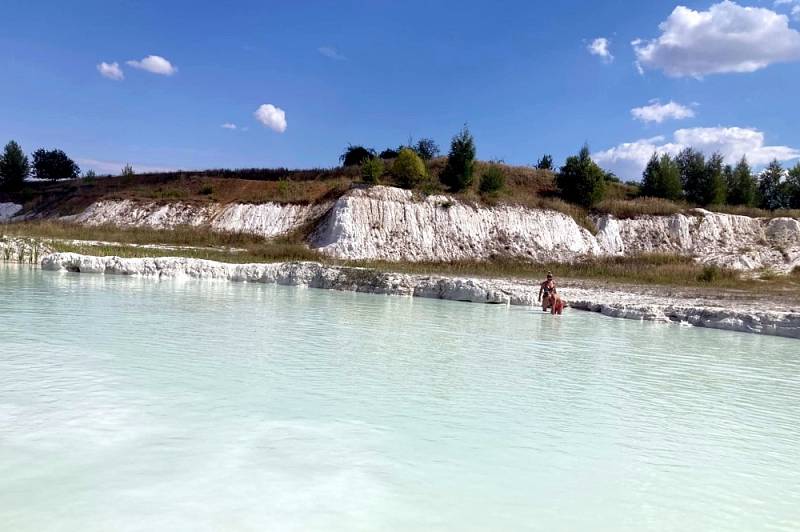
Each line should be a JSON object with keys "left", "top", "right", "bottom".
{"left": 221, "top": 123, "right": 237, "bottom": 130}
{"left": 633, "top": 1, "right": 800, "bottom": 77}
{"left": 97, "top": 61, "right": 124, "bottom": 80}
{"left": 318, "top": 46, "right": 347, "bottom": 60}
{"left": 76, "top": 158, "right": 177, "bottom": 175}
{"left": 631, "top": 100, "right": 695, "bottom": 124}
{"left": 594, "top": 127, "right": 800, "bottom": 179}
{"left": 254, "top": 104, "right": 287, "bottom": 133}
{"left": 126, "top": 55, "right": 177, "bottom": 75}
{"left": 587, "top": 37, "right": 614, "bottom": 63}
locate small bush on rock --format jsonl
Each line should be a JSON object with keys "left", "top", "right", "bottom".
{"left": 360, "top": 157, "right": 384, "bottom": 185}
{"left": 392, "top": 148, "right": 427, "bottom": 189}
{"left": 479, "top": 165, "right": 505, "bottom": 194}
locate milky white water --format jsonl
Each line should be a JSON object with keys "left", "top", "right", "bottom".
{"left": 1, "top": 263, "right": 798, "bottom": 531}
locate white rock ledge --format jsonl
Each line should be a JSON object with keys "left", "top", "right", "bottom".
{"left": 40, "top": 252, "right": 800, "bottom": 340}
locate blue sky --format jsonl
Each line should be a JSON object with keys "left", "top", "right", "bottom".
{"left": 2, "top": 0, "right": 799, "bottom": 179}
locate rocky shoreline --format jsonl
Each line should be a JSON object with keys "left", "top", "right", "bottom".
{"left": 30, "top": 251, "right": 799, "bottom": 340}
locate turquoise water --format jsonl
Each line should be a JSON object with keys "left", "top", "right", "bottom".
{"left": 1, "top": 263, "right": 799, "bottom": 531}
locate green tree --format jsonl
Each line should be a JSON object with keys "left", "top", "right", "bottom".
{"left": 785, "top": 163, "right": 800, "bottom": 209}
{"left": 440, "top": 126, "right": 476, "bottom": 191}
{"left": 676, "top": 147, "right": 705, "bottom": 203}
{"left": 536, "top": 154, "right": 553, "bottom": 170}
{"left": 31, "top": 148, "right": 80, "bottom": 181}
{"left": 360, "top": 157, "right": 384, "bottom": 185}
{"left": 556, "top": 144, "right": 606, "bottom": 207}
{"left": 727, "top": 156, "right": 757, "bottom": 206}
{"left": 702, "top": 152, "right": 727, "bottom": 205}
{"left": 758, "top": 160, "right": 786, "bottom": 210}
{"left": 479, "top": 165, "right": 505, "bottom": 194}
{"left": 640, "top": 153, "right": 682, "bottom": 200}
{"left": 0, "top": 140, "right": 30, "bottom": 192}
{"left": 414, "top": 138, "right": 440, "bottom": 160}
{"left": 339, "top": 145, "right": 375, "bottom": 166}
{"left": 379, "top": 148, "right": 399, "bottom": 159}
{"left": 391, "top": 148, "right": 427, "bottom": 189}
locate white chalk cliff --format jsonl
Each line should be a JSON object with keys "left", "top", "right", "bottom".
{"left": 64, "top": 186, "right": 800, "bottom": 272}
{"left": 69, "top": 199, "right": 330, "bottom": 239}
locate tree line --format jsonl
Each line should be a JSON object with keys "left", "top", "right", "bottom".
{"left": 0, "top": 140, "right": 83, "bottom": 192}
{"left": 341, "top": 127, "right": 505, "bottom": 194}
{"left": 344, "top": 133, "right": 800, "bottom": 211}
{"left": 639, "top": 149, "right": 800, "bottom": 210}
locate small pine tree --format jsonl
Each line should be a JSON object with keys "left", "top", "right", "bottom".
{"left": 479, "top": 165, "right": 505, "bottom": 194}
{"left": 727, "top": 156, "right": 757, "bottom": 206}
{"left": 758, "top": 160, "right": 786, "bottom": 210}
{"left": 556, "top": 144, "right": 606, "bottom": 207}
{"left": 0, "top": 140, "right": 30, "bottom": 192}
{"left": 360, "top": 157, "right": 384, "bottom": 185}
{"left": 640, "top": 152, "right": 682, "bottom": 200}
{"left": 536, "top": 154, "right": 554, "bottom": 170}
{"left": 392, "top": 148, "right": 427, "bottom": 189}
{"left": 440, "top": 126, "right": 476, "bottom": 192}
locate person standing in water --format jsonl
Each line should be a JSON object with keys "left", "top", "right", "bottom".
{"left": 537, "top": 272, "right": 556, "bottom": 312}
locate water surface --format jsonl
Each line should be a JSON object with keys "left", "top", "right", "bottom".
{"left": 1, "top": 264, "right": 798, "bottom": 531}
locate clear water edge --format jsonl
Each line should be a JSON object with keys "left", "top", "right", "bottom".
{"left": 1, "top": 263, "right": 798, "bottom": 531}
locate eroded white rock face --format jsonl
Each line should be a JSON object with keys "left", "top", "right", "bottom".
{"left": 0, "top": 202, "right": 22, "bottom": 222}
{"left": 311, "top": 187, "right": 601, "bottom": 261}
{"left": 40, "top": 252, "right": 800, "bottom": 339}
{"left": 0, "top": 237, "right": 52, "bottom": 263}
{"left": 311, "top": 188, "right": 800, "bottom": 272}
{"left": 70, "top": 200, "right": 329, "bottom": 239}
{"left": 595, "top": 209, "right": 800, "bottom": 273}
{"left": 67, "top": 187, "right": 800, "bottom": 272}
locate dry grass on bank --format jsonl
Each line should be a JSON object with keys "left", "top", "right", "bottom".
{"left": 595, "top": 197, "right": 686, "bottom": 219}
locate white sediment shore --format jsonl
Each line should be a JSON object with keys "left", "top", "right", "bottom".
{"left": 37, "top": 251, "right": 800, "bottom": 340}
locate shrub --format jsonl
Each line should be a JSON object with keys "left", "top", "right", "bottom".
{"left": 697, "top": 265, "right": 720, "bottom": 283}
{"left": 121, "top": 164, "right": 135, "bottom": 177}
{"left": 479, "top": 165, "right": 505, "bottom": 194}
{"left": 339, "top": 145, "right": 375, "bottom": 167}
{"left": 641, "top": 153, "right": 682, "bottom": 201}
{"left": 379, "top": 148, "right": 399, "bottom": 159}
{"left": 556, "top": 144, "right": 605, "bottom": 207}
{"left": 440, "top": 126, "right": 476, "bottom": 191}
{"left": 536, "top": 154, "right": 553, "bottom": 170}
{"left": 199, "top": 184, "right": 214, "bottom": 195}
{"left": 360, "top": 157, "right": 384, "bottom": 185}
{"left": 83, "top": 169, "right": 97, "bottom": 180}
{"left": 31, "top": 148, "right": 80, "bottom": 181}
{"left": 391, "top": 148, "right": 427, "bottom": 189}
{"left": 0, "top": 140, "right": 29, "bottom": 192}
{"left": 414, "top": 138, "right": 440, "bottom": 160}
